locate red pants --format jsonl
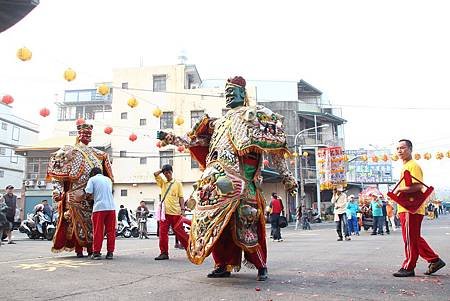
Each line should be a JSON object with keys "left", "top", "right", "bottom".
{"left": 399, "top": 212, "right": 439, "bottom": 270}
{"left": 159, "top": 214, "right": 189, "bottom": 255}
{"left": 92, "top": 210, "right": 116, "bottom": 253}
{"left": 74, "top": 241, "right": 92, "bottom": 254}
{"left": 212, "top": 222, "right": 267, "bottom": 270}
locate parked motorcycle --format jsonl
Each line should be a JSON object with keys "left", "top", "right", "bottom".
{"left": 116, "top": 220, "right": 132, "bottom": 238}
{"left": 128, "top": 212, "right": 139, "bottom": 238}
{"left": 19, "top": 211, "right": 56, "bottom": 240}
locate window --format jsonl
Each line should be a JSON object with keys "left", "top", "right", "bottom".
{"left": 191, "top": 158, "right": 199, "bottom": 169}
{"left": 139, "top": 118, "right": 147, "bottom": 126}
{"left": 120, "top": 189, "right": 127, "bottom": 197}
{"left": 10, "top": 154, "right": 18, "bottom": 164}
{"left": 75, "top": 106, "right": 83, "bottom": 119}
{"left": 160, "top": 112, "right": 173, "bottom": 129}
{"left": 159, "top": 150, "right": 174, "bottom": 167}
{"left": 191, "top": 110, "right": 204, "bottom": 127}
{"left": 0, "top": 170, "right": 4, "bottom": 178}
{"left": 222, "top": 109, "right": 230, "bottom": 116}
{"left": 153, "top": 75, "right": 167, "bottom": 92}
{"left": 121, "top": 112, "right": 128, "bottom": 119}
{"left": 25, "top": 157, "right": 48, "bottom": 180}
{"left": 122, "top": 82, "right": 128, "bottom": 89}
{"left": 1, "top": 122, "right": 7, "bottom": 130}
{"left": 12, "top": 126, "right": 20, "bottom": 141}
{"left": 0, "top": 147, "right": 5, "bottom": 155}
{"left": 120, "top": 151, "right": 127, "bottom": 157}
{"left": 140, "top": 157, "right": 147, "bottom": 165}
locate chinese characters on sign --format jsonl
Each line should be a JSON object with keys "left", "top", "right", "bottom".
{"left": 318, "top": 146, "right": 346, "bottom": 191}
{"left": 346, "top": 149, "right": 393, "bottom": 183}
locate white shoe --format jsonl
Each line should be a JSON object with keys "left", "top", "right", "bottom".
{"left": 278, "top": 239, "right": 284, "bottom": 242}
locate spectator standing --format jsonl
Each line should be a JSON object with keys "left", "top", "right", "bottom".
{"left": 386, "top": 200, "right": 397, "bottom": 231}
{"left": 1, "top": 185, "right": 17, "bottom": 244}
{"left": 42, "top": 200, "right": 54, "bottom": 220}
{"left": 85, "top": 167, "right": 116, "bottom": 260}
{"left": 154, "top": 164, "right": 189, "bottom": 260}
{"left": 269, "top": 194, "right": 284, "bottom": 242}
{"left": 381, "top": 196, "right": 390, "bottom": 234}
{"left": 118, "top": 205, "right": 131, "bottom": 227}
{"left": 0, "top": 197, "right": 9, "bottom": 246}
{"left": 331, "top": 186, "right": 351, "bottom": 241}
{"left": 370, "top": 195, "right": 384, "bottom": 235}
{"left": 346, "top": 195, "right": 359, "bottom": 236}
{"left": 136, "top": 201, "right": 149, "bottom": 239}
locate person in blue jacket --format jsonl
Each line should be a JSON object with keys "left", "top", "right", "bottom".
{"left": 346, "top": 195, "right": 359, "bottom": 235}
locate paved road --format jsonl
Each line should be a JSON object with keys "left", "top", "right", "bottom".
{"left": 0, "top": 215, "right": 449, "bottom": 301}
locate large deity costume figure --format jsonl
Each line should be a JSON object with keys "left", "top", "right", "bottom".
{"left": 157, "top": 76, "right": 297, "bottom": 281}
{"left": 47, "top": 124, "right": 113, "bottom": 256}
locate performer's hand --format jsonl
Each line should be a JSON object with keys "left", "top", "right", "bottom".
{"left": 52, "top": 190, "right": 60, "bottom": 201}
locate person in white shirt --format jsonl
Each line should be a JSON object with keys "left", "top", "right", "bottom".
{"left": 331, "top": 186, "right": 351, "bottom": 241}
{"left": 85, "top": 167, "right": 116, "bottom": 260}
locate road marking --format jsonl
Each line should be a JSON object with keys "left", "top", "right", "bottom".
{"left": 0, "top": 247, "right": 153, "bottom": 265}
{"left": 15, "top": 260, "right": 102, "bottom": 272}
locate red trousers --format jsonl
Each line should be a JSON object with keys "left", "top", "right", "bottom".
{"left": 399, "top": 212, "right": 439, "bottom": 270}
{"left": 74, "top": 241, "right": 92, "bottom": 254}
{"left": 92, "top": 210, "right": 116, "bottom": 253}
{"left": 159, "top": 214, "right": 189, "bottom": 255}
{"left": 212, "top": 222, "right": 267, "bottom": 270}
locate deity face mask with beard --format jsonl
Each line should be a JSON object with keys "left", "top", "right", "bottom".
{"left": 77, "top": 124, "right": 93, "bottom": 145}
{"left": 225, "top": 76, "right": 247, "bottom": 109}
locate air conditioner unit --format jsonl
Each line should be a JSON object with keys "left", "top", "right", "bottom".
{"left": 24, "top": 180, "right": 35, "bottom": 187}
{"left": 37, "top": 180, "right": 46, "bottom": 187}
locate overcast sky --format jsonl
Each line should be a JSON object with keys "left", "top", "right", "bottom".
{"left": 1, "top": 0, "right": 450, "bottom": 188}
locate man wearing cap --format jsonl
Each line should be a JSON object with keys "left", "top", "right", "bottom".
{"left": 332, "top": 186, "right": 351, "bottom": 241}
{"left": 346, "top": 195, "right": 359, "bottom": 236}
{"left": 153, "top": 164, "right": 189, "bottom": 260}
{"left": 1, "top": 185, "right": 17, "bottom": 244}
{"left": 392, "top": 139, "right": 445, "bottom": 277}
{"left": 47, "top": 123, "right": 113, "bottom": 257}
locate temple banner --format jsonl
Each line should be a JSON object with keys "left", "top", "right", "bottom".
{"left": 318, "top": 146, "right": 347, "bottom": 191}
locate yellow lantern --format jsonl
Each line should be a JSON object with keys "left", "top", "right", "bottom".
{"left": 283, "top": 152, "right": 290, "bottom": 159}
{"left": 97, "top": 84, "right": 110, "bottom": 96}
{"left": 447, "top": 151, "right": 450, "bottom": 158}
{"left": 343, "top": 154, "right": 348, "bottom": 162}
{"left": 64, "top": 68, "right": 76, "bottom": 81}
{"left": 361, "top": 154, "right": 368, "bottom": 161}
{"left": 302, "top": 151, "right": 309, "bottom": 158}
{"left": 152, "top": 107, "right": 162, "bottom": 118}
{"left": 292, "top": 152, "right": 298, "bottom": 158}
{"left": 424, "top": 152, "right": 431, "bottom": 160}
{"left": 414, "top": 153, "right": 421, "bottom": 160}
{"left": 390, "top": 154, "right": 399, "bottom": 161}
{"left": 17, "top": 47, "right": 32, "bottom": 61}
{"left": 436, "top": 152, "right": 444, "bottom": 160}
{"left": 175, "top": 115, "right": 184, "bottom": 126}
{"left": 127, "top": 97, "right": 138, "bottom": 108}
{"left": 381, "top": 154, "right": 388, "bottom": 162}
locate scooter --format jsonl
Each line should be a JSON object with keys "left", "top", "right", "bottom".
{"left": 128, "top": 212, "right": 139, "bottom": 238}
{"left": 116, "top": 220, "right": 132, "bottom": 238}
{"left": 19, "top": 211, "right": 56, "bottom": 240}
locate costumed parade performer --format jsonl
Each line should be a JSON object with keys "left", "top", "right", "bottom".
{"left": 157, "top": 76, "right": 297, "bottom": 281}
{"left": 47, "top": 123, "right": 114, "bottom": 257}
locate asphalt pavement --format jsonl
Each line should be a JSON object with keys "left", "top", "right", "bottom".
{"left": 0, "top": 215, "right": 449, "bottom": 301}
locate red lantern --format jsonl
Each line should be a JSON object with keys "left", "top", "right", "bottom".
{"left": 177, "top": 145, "right": 185, "bottom": 153}
{"left": 76, "top": 118, "right": 85, "bottom": 126}
{"left": 1, "top": 95, "right": 14, "bottom": 105}
{"left": 156, "top": 141, "right": 162, "bottom": 148}
{"left": 104, "top": 126, "right": 113, "bottom": 135}
{"left": 129, "top": 133, "right": 137, "bottom": 142}
{"left": 39, "top": 108, "right": 50, "bottom": 117}
{"left": 263, "top": 159, "right": 269, "bottom": 166}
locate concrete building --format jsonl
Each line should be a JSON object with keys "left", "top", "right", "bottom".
{"left": 253, "top": 79, "right": 346, "bottom": 220}
{"left": 0, "top": 102, "right": 39, "bottom": 211}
